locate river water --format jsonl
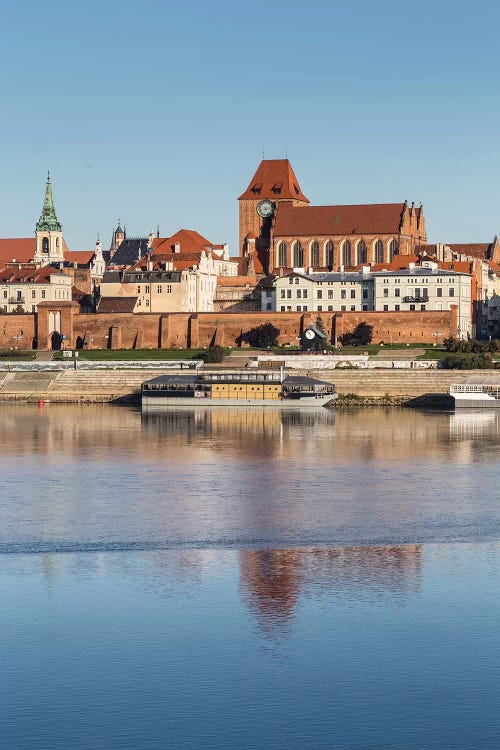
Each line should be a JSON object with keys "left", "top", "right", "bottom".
{"left": 1, "top": 405, "right": 500, "bottom": 748}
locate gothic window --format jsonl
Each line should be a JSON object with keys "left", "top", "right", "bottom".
{"left": 310, "top": 241, "right": 320, "bottom": 268}
{"left": 278, "top": 241, "right": 287, "bottom": 267}
{"left": 389, "top": 239, "right": 399, "bottom": 261}
{"left": 374, "top": 239, "right": 384, "bottom": 263}
{"left": 293, "top": 241, "right": 303, "bottom": 268}
{"left": 42, "top": 237, "right": 49, "bottom": 253}
{"left": 325, "top": 240, "right": 334, "bottom": 269}
{"left": 342, "top": 240, "right": 351, "bottom": 267}
{"left": 357, "top": 240, "right": 367, "bottom": 265}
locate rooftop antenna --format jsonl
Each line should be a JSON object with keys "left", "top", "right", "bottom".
{"left": 262, "top": 147, "right": 265, "bottom": 159}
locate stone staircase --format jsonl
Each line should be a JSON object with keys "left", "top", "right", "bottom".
{"left": 312, "top": 369, "right": 498, "bottom": 397}
{"left": 0, "top": 366, "right": 496, "bottom": 402}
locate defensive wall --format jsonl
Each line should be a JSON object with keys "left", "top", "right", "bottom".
{"left": 1, "top": 304, "right": 458, "bottom": 351}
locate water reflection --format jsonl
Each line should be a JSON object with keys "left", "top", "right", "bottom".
{"left": 0, "top": 405, "right": 499, "bottom": 551}
{"left": 239, "top": 545, "right": 423, "bottom": 632}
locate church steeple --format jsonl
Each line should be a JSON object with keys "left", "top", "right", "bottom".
{"left": 33, "top": 172, "right": 65, "bottom": 266}
{"left": 36, "top": 172, "right": 62, "bottom": 232}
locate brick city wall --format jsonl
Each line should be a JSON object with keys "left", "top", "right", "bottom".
{"left": 335, "top": 308, "right": 458, "bottom": 344}
{"left": 0, "top": 314, "right": 37, "bottom": 349}
{"left": 1, "top": 308, "right": 457, "bottom": 350}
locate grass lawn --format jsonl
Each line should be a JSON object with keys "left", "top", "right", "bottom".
{"left": 415, "top": 349, "right": 448, "bottom": 360}
{"left": 337, "top": 343, "right": 433, "bottom": 355}
{"left": 0, "top": 350, "right": 37, "bottom": 360}
{"left": 53, "top": 348, "right": 228, "bottom": 361}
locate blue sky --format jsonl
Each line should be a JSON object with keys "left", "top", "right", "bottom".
{"left": 1, "top": 0, "right": 499, "bottom": 252}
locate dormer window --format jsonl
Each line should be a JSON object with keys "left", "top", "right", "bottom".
{"left": 251, "top": 183, "right": 262, "bottom": 195}
{"left": 293, "top": 184, "right": 300, "bottom": 195}
{"left": 272, "top": 183, "right": 282, "bottom": 195}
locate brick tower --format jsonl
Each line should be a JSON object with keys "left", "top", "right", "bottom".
{"left": 238, "top": 159, "right": 309, "bottom": 275}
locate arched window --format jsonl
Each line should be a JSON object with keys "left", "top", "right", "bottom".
{"left": 389, "top": 239, "right": 398, "bottom": 261}
{"left": 342, "top": 240, "right": 351, "bottom": 267}
{"left": 357, "top": 240, "right": 367, "bottom": 265}
{"left": 278, "top": 241, "right": 287, "bottom": 267}
{"left": 325, "top": 240, "right": 334, "bottom": 269}
{"left": 42, "top": 237, "right": 49, "bottom": 253}
{"left": 293, "top": 241, "right": 303, "bottom": 267}
{"left": 310, "top": 241, "right": 319, "bottom": 267}
{"left": 374, "top": 239, "right": 384, "bottom": 263}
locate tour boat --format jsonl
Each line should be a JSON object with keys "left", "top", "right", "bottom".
{"left": 449, "top": 377, "right": 500, "bottom": 408}
{"left": 141, "top": 370, "right": 337, "bottom": 409}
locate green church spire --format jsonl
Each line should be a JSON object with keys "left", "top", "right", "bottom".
{"left": 36, "top": 172, "right": 62, "bottom": 232}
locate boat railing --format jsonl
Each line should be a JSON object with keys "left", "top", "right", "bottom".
{"left": 451, "top": 384, "right": 500, "bottom": 399}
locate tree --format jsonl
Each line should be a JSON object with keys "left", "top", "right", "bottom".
{"left": 441, "top": 353, "right": 493, "bottom": 369}
{"left": 198, "top": 345, "right": 225, "bottom": 363}
{"left": 315, "top": 315, "right": 326, "bottom": 335}
{"left": 342, "top": 321, "right": 373, "bottom": 346}
{"left": 239, "top": 323, "right": 280, "bottom": 348}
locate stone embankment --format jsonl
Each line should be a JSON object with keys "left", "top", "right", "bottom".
{"left": 0, "top": 366, "right": 496, "bottom": 405}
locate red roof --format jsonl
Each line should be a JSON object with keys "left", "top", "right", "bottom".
{"left": 151, "top": 229, "right": 215, "bottom": 257}
{"left": 273, "top": 202, "right": 406, "bottom": 237}
{"left": 64, "top": 250, "right": 95, "bottom": 265}
{"left": 0, "top": 238, "right": 35, "bottom": 263}
{"left": 97, "top": 296, "right": 137, "bottom": 313}
{"left": 216, "top": 276, "right": 257, "bottom": 288}
{"left": 446, "top": 243, "right": 490, "bottom": 260}
{"left": 238, "top": 159, "right": 309, "bottom": 203}
{"left": 0, "top": 263, "right": 65, "bottom": 283}
{"left": 364, "top": 255, "right": 420, "bottom": 272}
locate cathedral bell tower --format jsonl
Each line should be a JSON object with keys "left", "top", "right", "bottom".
{"left": 34, "top": 172, "right": 64, "bottom": 266}
{"left": 238, "top": 159, "right": 309, "bottom": 275}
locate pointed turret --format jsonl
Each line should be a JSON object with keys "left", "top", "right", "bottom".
{"left": 36, "top": 172, "right": 62, "bottom": 233}
{"left": 33, "top": 172, "right": 65, "bottom": 266}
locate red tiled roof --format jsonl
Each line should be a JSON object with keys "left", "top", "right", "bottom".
{"left": 238, "top": 159, "right": 309, "bottom": 202}
{"left": 274, "top": 203, "right": 404, "bottom": 237}
{"left": 0, "top": 238, "right": 35, "bottom": 263}
{"left": 97, "top": 296, "right": 137, "bottom": 313}
{"left": 0, "top": 263, "right": 65, "bottom": 283}
{"left": 273, "top": 202, "right": 406, "bottom": 237}
{"left": 437, "top": 260, "right": 474, "bottom": 274}
{"left": 150, "top": 229, "right": 215, "bottom": 257}
{"left": 446, "top": 243, "right": 490, "bottom": 260}
{"left": 365, "top": 255, "right": 420, "bottom": 272}
{"left": 216, "top": 276, "right": 257, "bottom": 288}
{"left": 64, "top": 250, "right": 95, "bottom": 265}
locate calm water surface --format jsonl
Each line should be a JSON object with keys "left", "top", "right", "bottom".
{"left": 1, "top": 404, "right": 500, "bottom": 748}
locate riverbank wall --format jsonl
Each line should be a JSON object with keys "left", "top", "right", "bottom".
{"left": 0, "top": 368, "right": 496, "bottom": 404}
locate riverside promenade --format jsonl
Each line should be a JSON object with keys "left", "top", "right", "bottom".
{"left": 0, "top": 364, "right": 496, "bottom": 403}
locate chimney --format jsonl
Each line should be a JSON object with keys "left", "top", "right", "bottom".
{"left": 361, "top": 265, "right": 370, "bottom": 275}
{"left": 174, "top": 243, "right": 181, "bottom": 253}
{"left": 147, "top": 260, "right": 153, "bottom": 271}
{"left": 340, "top": 264, "right": 345, "bottom": 274}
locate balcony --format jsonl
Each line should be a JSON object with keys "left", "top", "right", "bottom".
{"left": 9, "top": 297, "right": 25, "bottom": 304}
{"left": 402, "top": 295, "right": 429, "bottom": 304}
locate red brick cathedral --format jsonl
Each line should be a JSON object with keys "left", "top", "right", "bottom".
{"left": 239, "top": 159, "right": 427, "bottom": 276}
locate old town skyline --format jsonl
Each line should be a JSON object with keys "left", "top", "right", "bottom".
{"left": 1, "top": 1, "right": 500, "bottom": 252}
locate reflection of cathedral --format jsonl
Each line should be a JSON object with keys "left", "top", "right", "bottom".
{"left": 239, "top": 546, "right": 423, "bottom": 631}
